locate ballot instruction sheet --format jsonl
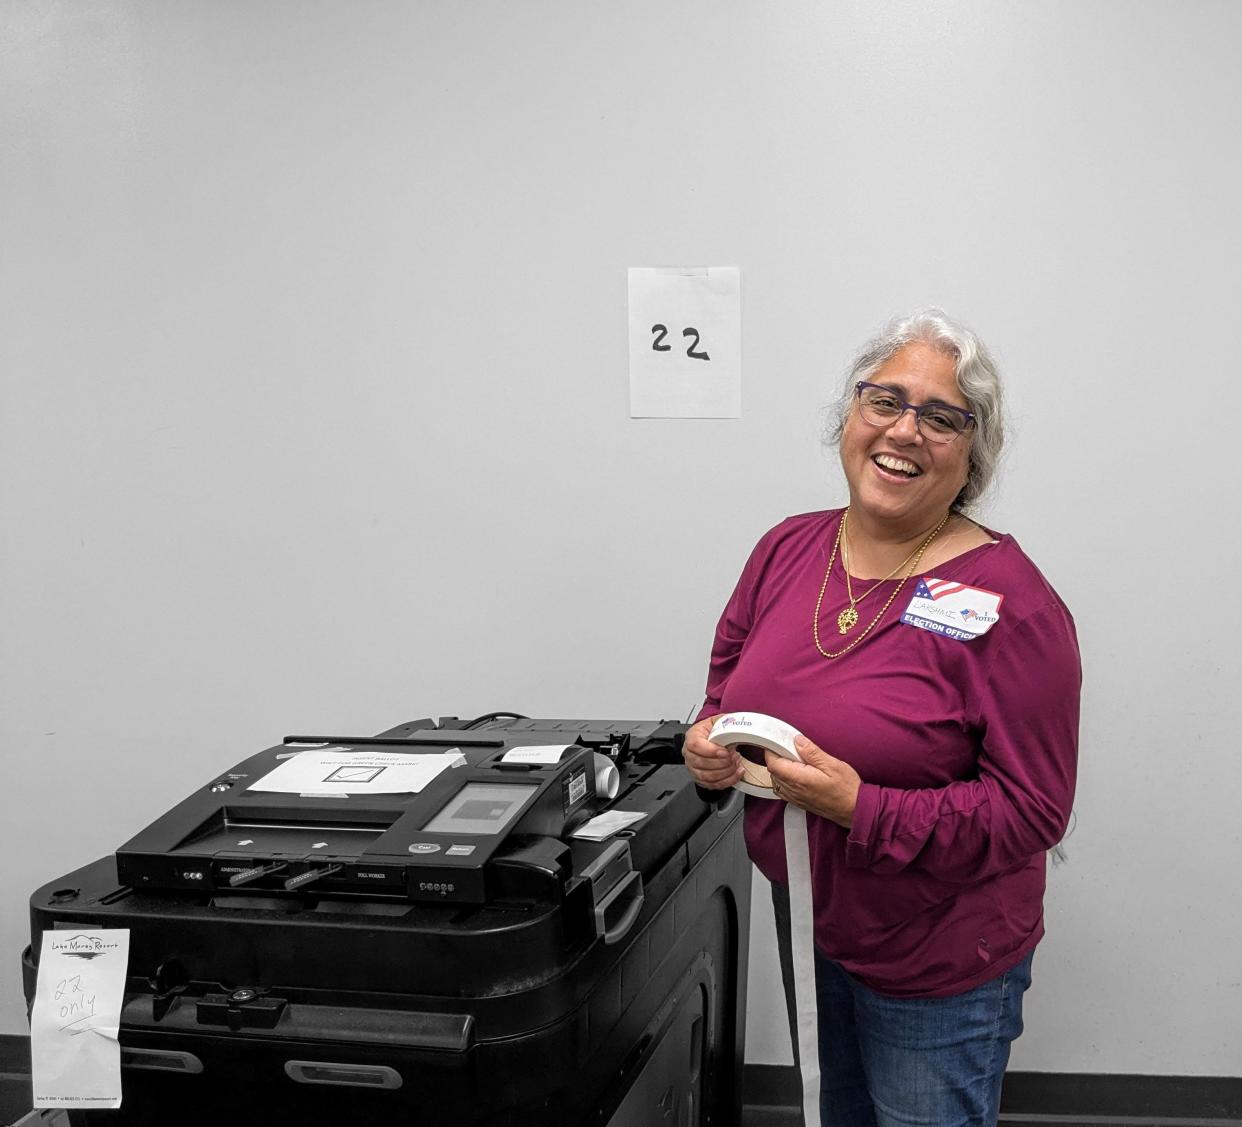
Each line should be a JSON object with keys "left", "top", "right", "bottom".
{"left": 248, "top": 748, "right": 466, "bottom": 795}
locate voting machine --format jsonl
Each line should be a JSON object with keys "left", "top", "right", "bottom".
{"left": 23, "top": 714, "right": 751, "bottom": 1126}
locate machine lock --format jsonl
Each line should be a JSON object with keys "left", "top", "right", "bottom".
{"left": 197, "top": 987, "right": 288, "bottom": 1032}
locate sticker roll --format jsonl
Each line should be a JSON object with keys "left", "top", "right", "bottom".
{"left": 708, "top": 712, "right": 802, "bottom": 798}
{"left": 592, "top": 752, "right": 620, "bottom": 801}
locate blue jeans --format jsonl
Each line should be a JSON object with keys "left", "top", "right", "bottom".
{"left": 771, "top": 882, "right": 1034, "bottom": 1127}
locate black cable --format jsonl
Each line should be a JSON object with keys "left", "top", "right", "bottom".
{"left": 462, "top": 711, "right": 529, "bottom": 729}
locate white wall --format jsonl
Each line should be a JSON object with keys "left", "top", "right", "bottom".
{"left": 3, "top": 0, "right": 1240, "bottom": 1075}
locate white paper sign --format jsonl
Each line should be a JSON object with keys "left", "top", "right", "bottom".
{"left": 570, "top": 810, "right": 647, "bottom": 840}
{"left": 628, "top": 267, "right": 741, "bottom": 418}
{"left": 247, "top": 749, "right": 465, "bottom": 795}
{"left": 31, "top": 929, "right": 130, "bottom": 1109}
{"left": 500, "top": 745, "right": 574, "bottom": 765}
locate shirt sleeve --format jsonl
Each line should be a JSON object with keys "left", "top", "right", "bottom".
{"left": 844, "top": 602, "right": 1081, "bottom": 882}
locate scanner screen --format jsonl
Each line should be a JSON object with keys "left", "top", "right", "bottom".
{"left": 424, "top": 783, "right": 537, "bottom": 835}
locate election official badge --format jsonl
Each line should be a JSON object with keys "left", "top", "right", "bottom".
{"left": 901, "top": 577, "right": 1003, "bottom": 642}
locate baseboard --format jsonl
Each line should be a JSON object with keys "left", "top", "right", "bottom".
{"left": 1000, "top": 1072, "right": 1242, "bottom": 1122}
{"left": 743, "top": 1064, "right": 1242, "bottom": 1124}
{"left": 0, "top": 1035, "right": 33, "bottom": 1127}
{"left": 744, "top": 1062, "right": 803, "bottom": 1110}
{"left": 0, "top": 1035, "right": 30, "bottom": 1076}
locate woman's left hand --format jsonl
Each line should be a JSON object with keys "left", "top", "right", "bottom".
{"left": 765, "top": 734, "right": 861, "bottom": 829}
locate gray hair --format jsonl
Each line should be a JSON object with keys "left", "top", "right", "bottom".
{"left": 828, "top": 309, "right": 1005, "bottom": 511}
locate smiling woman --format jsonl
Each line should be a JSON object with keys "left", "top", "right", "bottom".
{"left": 839, "top": 342, "right": 972, "bottom": 538}
{"left": 831, "top": 311, "right": 1006, "bottom": 517}
{"left": 681, "top": 310, "right": 1081, "bottom": 1127}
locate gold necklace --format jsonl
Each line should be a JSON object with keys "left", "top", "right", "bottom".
{"left": 813, "top": 509, "right": 950, "bottom": 660}
{"left": 837, "top": 512, "right": 928, "bottom": 633}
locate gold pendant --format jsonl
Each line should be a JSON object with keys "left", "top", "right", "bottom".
{"left": 837, "top": 605, "right": 859, "bottom": 634}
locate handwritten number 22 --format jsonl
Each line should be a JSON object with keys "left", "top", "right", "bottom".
{"left": 651, "top": 324, "right": 709, "bottom": 361}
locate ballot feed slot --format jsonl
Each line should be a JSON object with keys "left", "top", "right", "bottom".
{"left": 173, "top": 808, "right": 398, "bottom": 857}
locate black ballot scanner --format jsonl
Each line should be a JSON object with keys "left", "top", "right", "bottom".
{"left": 22, "top": 714, "right": 752, "bottom": 1126}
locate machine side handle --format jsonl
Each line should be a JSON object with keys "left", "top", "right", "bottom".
{"left": 284, "top": 1060, "right": 403, "bottom": 1090}
{"left": 593, "top": 870, "right": 644, "bottom": 945}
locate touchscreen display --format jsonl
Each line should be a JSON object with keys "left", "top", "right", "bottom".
{"left": 423, "top": 783, "right": 537, "bottom": 836}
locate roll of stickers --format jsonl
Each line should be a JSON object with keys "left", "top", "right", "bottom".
{"left": 709, "top": 711, "right": 821, "bottom": 1126}
{"left": 708, "top": 713, "right": 802, "bottom": 798}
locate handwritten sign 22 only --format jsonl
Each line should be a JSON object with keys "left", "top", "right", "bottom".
{"left": 628, "top": 267, "right": 741, "bottom": 418}
{"left": 31, "top": 929, "right": 130, "bottom": 1108}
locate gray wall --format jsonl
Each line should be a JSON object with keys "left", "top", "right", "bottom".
{"left": 3, "top": 0, "right": 1240, "bottom": 1074}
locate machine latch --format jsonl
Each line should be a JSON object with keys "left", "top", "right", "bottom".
{"left": 579, "top": 839, "right": 645, "bottom": 945}
{"left": 197, "top": 987, "right": 288, "bottom": 1031}
{"left": 148, "top": 958, "right": 188, "bottom": 1022}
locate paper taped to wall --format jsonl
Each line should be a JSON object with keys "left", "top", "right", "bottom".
{"left": 628, "top": 266, "right": 741, "bottom": 418}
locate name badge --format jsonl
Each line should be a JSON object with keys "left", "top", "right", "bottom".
{"left": 902, "top": 577, "right": 1003, "bottom": 642}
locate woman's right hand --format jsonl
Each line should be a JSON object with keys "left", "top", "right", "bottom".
{"left": 681, "top": 715, "right": 745, "bottom": 790}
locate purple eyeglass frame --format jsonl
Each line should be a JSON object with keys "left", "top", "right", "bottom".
{"left": 854, "top": 381, "right": 976, "bottom": 442}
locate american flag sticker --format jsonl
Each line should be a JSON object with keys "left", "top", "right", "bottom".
{"left": 901, "top": 577, "right": 1004, "bottom": 642}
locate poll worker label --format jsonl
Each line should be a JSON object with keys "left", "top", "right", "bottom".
{"left": 902, "top": 577, "right": 1004, "bottom": 641}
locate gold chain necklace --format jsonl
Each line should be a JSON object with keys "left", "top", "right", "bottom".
{"left": 812, "top": 509, "right": 950, "bottom": 660}
{"left": 837, "top": 512, "right": 928, "bottom": 633}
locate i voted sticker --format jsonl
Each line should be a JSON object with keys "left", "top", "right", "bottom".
{"left": 902, "top": 577, "right": 1003, "bottom": 642}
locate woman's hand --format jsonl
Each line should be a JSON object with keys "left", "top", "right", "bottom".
{"left": 766, "top": 734, "right": 861, "bottom": 828}
{"left": 681, "top": 715, "right": 745, "bottom": 790}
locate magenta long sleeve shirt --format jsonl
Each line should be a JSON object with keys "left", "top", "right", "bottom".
{"left": 699, "top": 509, "right": 1080, "bottom": 998}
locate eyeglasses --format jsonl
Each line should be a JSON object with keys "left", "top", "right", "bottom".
{"left": 854, "top": 382, "right": 975, "bottom": 444}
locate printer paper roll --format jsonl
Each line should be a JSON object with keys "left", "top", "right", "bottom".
{"left": 592, "top": 753, "right": 620, "bottom": 801}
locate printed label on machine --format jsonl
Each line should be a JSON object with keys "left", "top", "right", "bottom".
{"left": 565, "top": 767, "right": 589, "bottom": 808}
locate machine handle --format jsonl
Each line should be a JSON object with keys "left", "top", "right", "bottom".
{"left": 284, "top": 1060, "right": 403, "bottom": 1089}
{"left": 121, "top": 1047, "right": 203, "bottom": 1074}
{"left": 593, "top": 870, "right": 644, "bottom": 945}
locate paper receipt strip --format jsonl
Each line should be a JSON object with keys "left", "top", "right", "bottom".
{"left": 710, "top": 712, "right": 821, "bottom": 1126}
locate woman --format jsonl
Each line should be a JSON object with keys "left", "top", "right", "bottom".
{"left": 682, "top": 310, "right": 1080, "bottom": 1127}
